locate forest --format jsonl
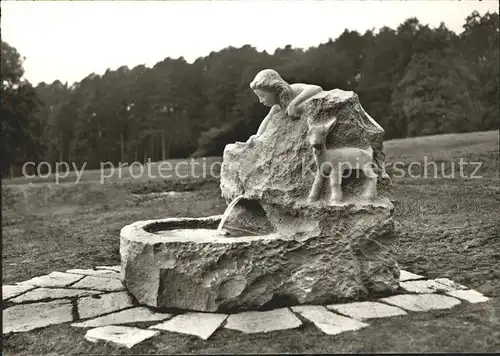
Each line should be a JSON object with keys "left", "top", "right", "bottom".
{"left": 1, "top": 11, "right": 498, "bottom": 176}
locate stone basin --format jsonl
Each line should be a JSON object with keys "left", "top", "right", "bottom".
{"left": 120, "top": 207, "right": 400, "bottom": 313}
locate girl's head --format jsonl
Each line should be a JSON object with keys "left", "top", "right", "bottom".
{"left": 250, "top": 69, "right": 293, "bottom": 109}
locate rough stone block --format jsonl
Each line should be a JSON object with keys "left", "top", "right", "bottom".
{"left": 400, "top": 279, "right": 456, "bottom": 294}
{"left": 434, "top": 278, "right": 468, "bottom": 290}
{"left": 327, "top": 301, "right": 407, "bottom": 320}
{"left": 380, "top": 294, "right": 461, "bottom": 312}
{"left": 85, "top": 325, "right": 159, "bottom": 348}
{"left": 77, "top": 291, "right": 135, "bottom": 319}
{"left": 10, "top": 287, "right": 101, "bottom": 303}
{"left": 70, "top": 276, "right": 126, "bottom": 292}
{"left": 291, "top": 305, "right": 369, "bottom": 335}
{"left": 20, "top": 271, "right": 84, "bottom": 288}
{"left": 150, "top": 312, "right": 228, "bottom": 340}
{"left": 446, "top": 289, "right": 490, "bottom": 303}
{"left": 72, "top": 307, "right": 172, "bottom": 328}
{"left": 120, "top": 75, "right": 400, "bottom": 313}
{"left": 66, "top": 268, "right": 121, "bottom": 279}
{"left": 399, "top": 270, "right": 424, "bottom": 282}
{"left": 224, "top": 308, "right": 302, "bottom": 334}
{"left": 121, "top": 211, "right": 400, "bottom": 312}
{"left": 220, "top": 88, "right": 392, "bottom": 204}
{"left": 3, "top": 300, "right": 73, "bottom": 333}
{"left": 2, "top": 284, "right": 36, "bottom": 300}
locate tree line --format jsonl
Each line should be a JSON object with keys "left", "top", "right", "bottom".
{"left": 1, "top": 11, "right": 498, "bottom": 177}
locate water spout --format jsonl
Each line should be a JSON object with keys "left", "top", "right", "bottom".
{"left": 216, "top": 195, "right": 244, "bottom": 235}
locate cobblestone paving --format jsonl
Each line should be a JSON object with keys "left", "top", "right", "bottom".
{"left": 2, "top": 267, "right": 492, "bottom": 348}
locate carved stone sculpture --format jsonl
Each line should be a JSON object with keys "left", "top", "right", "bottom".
{"left": 120, "top": 69, "right": 400, "bottom": 312}
{"left": 245, "top": 69, "right": 324, "bottom": 146}
{"left": 216, "top": 69, "right": 399, "bottom": 309}
{"left": 305, "top": 115, "right": 377, "bottom": 204}
{"left": 221, "top": 74, "right": 392, "bottom": 206}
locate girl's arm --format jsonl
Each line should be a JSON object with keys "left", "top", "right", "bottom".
{"left": 290, "top": 84, "right": 323, "bottom": 107}
{"left": 288, "top": 84, "right": 323, "bottom": 117}
{"left": 247, "top": 104, "right": 281, "bottom": 145}
{"left": 256, "top": 104, "right": 280, "bottom": 136}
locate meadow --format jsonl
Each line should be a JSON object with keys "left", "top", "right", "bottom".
{"left": 2, "top": 130, "right": 499, "bottom": 354}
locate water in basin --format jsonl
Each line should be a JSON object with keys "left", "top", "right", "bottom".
{"left": 153, "top": 225, "right": 260, "bottom": 238}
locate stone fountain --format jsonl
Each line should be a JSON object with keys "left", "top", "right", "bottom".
{"left": 120, "top": 69, "right": 400, "bottom": 313}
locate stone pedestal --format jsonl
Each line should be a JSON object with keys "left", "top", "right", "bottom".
{"left": 120, "top": 208, "right": 399, "bottom": 312}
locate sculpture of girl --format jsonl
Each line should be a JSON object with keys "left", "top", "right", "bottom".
{"left": 246, "top": 69, "right": 323, "bottom": 145}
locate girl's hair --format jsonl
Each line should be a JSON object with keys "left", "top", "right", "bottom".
{"left": 250, "top": 69, "right": 293, "bottom": 109}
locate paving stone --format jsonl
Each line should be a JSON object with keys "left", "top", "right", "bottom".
{"left": 291, "top": 305, "right": 369, "bottom": 335}
{"left": 434, "top": 278, "right": 468, "bottom": 290}
{"left": 66, "top": 268, "right": 121, "bottom": 279}
{"left": 3, "top": 300, "right": 73, "bottom": 333}
{"left": 150, "top": 312, "right": 227, "bottom": 340}
{"left": 10, "top": 287, "right": 102, "bottom": 303}
{"left": 72, "top": 307, "right": 172, "bottom": 328}
{"left": 78, "top": 291, "right": 135, "bottom": 319}
{"left": 85, "top": 325, "right": 159, "bottom": 349}
{"left": 70, "top": 276, "right": 126, "bottom": 291}
{"left": 20, "top": 271, "right": 84, "bottom": 288}
{"left": 400, "top": 279, "right": 457, "bottom": 294}
{"left": 95, "top": 265, "right": 121, "bottom": 273}
{"left": 380, "top": 293, "right": 461, "bottom": 312}
{"left": 224, "top": 308, "right": 302, "bottom": 334}
{"left": 2, "top": 284, "right": 36, "bottom": 300}
{"left": 327, "top": 301, "right": 407, "bottom": 320}
{"left": 399, "top": 270, "right": 425, "bottom": 282}
{"left": 446, "top": 289, "right": 490, "bottom": 303}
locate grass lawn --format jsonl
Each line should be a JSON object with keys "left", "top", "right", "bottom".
{"left": 2, "top": 130, "right": 499, "bottom": 354}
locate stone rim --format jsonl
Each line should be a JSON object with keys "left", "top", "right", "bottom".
{"left": 120, "top": 215, "right": 292, "bottom": 244}
{"left": 119, "top": 210, "right": 400, "bottom": 311}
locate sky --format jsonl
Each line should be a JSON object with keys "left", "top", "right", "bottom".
{"left": 2, "top": 0, "right": 498, "bottom": 85}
